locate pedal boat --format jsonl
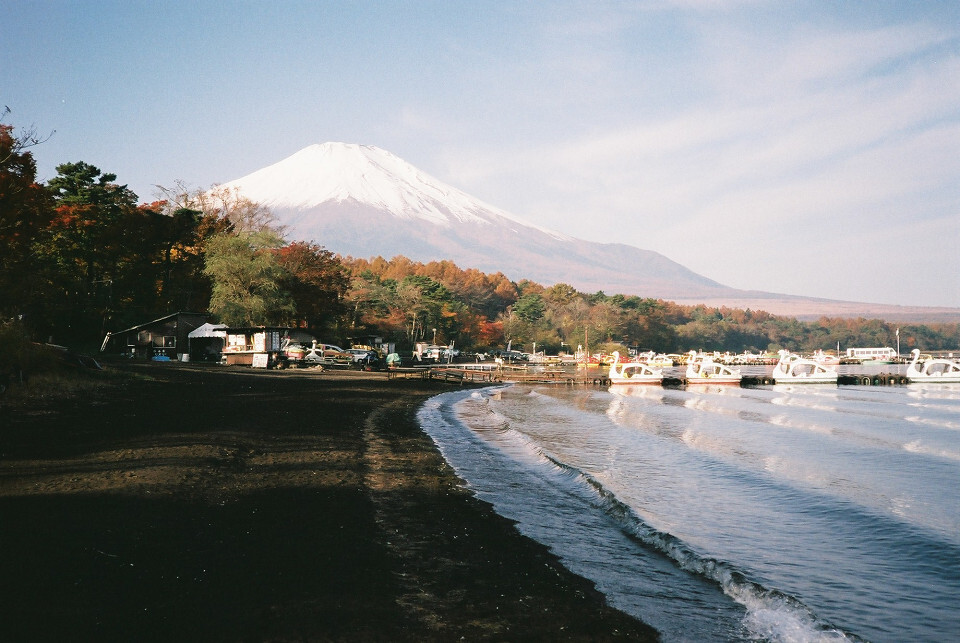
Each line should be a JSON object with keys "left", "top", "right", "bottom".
{"left": 608, "top": 351, "right": 663, "bottom": 385}
{"left": 772, "top": 351, "right": 838, "bottom": 384}
{"left": 906, "top": 349, "right": 960, "bottom": 383}
{"left": 685, "top": 350, "right": 742, "bottom": 385}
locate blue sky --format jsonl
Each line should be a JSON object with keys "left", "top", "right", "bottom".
{"left": 4, "top": 1, "right": 958, "bottom": 307}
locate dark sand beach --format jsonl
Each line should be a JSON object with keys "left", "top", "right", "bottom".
{"left": 0, "top": 362, "right": 658, "bottom": 641}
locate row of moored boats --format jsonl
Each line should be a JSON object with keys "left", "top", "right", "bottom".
{"left": 607, "top": 349, "right": 960, "bottom": 386}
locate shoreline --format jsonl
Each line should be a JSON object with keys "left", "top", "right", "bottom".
{"left": 0, "top": 362, "right": 658, "bottom": 641}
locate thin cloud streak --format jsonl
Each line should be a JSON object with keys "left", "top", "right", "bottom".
{"left": 441, "top": 17, "right": 959, "bottom": 306}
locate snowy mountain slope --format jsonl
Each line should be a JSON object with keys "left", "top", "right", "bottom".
{"left": 219, "top": 142, "right": 569, "bottom": 239}
{"left": 218, "top": 142, "right": 733, "bottom": 300}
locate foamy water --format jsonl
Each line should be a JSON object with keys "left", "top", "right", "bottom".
{"left": 418, "top": 382, "right": 960, "bottom": 642}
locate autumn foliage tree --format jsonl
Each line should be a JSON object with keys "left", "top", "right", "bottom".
{"left": 1, "top": 118, "right": 237, "bottom": 345}
{"left": 275, "top": 241, "right": 350, "bottom": 334}
{"left": 25, "top": 162, "right": 142, "bottom": 339}
{"left": 0, "top": 122, "right": 54, "bottom": 325}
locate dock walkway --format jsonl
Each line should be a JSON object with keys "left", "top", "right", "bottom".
{"left": 387, "top": 365, "right": 915, "bottom": 387}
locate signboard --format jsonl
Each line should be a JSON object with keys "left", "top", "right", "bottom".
{"left": 251, "top": 353, "right": 269, "bottom": 368}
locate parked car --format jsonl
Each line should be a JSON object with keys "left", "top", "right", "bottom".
{"left": 304, "top": 343, "right": 351, "bottom": 364}
{"left": 347, "top": 348, "right": 378, "bottom": 365}
{"left": 417, "top": 344, "right": 460, "bottom": 362}
{"left": 320, "top": 344, "right": 350, "bottom": 359}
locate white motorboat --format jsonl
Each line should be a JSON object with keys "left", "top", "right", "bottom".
{"left": 906, "top": 349, "right": 960, "bottom": 383}
{"left": 608, "top": 351, "right": 663, "bottom": 385}
{"left": 773, "top": 351, "right": 838, "bottom": 384}
{"left": 685, "top": 350, "right": 742, "bottom": 385}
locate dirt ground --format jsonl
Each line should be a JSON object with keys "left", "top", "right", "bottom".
{"left": 0, "top": 362, "right": 658, "bottom": 641}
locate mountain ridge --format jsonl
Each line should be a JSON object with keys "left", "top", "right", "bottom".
{"left": 218, "top": 142, "right": 727, "bottom": 298}
{"left": 218, "top": 143, "right": 960, "bottom": 322}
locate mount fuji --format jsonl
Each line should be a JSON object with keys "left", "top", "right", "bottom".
{"left": 218, "top": 142, "right": 734, "bottom": 300}
{"left": 216, "top": 143, "right": 958, "bottom": 320}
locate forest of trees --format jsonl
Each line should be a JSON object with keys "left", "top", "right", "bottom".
{"left": 339, "top": 256, "right": 959, "bottom": 355}
{"left": 2, "top": 113, "right": 958, "bottom": 359}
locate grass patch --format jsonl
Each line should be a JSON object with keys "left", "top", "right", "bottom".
{"left": 2, "top": 369, "right": 116, "bottom": 403}
{"left": 0, "top": 322, "right": 143, "bottom": 406}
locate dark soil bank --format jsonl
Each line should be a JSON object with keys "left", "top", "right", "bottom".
{"left": 0, "top": 363, "right": 658, "bottom": 641}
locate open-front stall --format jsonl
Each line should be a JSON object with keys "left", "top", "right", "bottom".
{"left": 222, "top": 327, "right": 288, "bottom": 367}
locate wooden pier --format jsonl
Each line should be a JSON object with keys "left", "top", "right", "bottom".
{"left": 386, "top": 366, "right": 500, "bottom": 384}
{"left": 387, "top": 365, "right": 916, "bottom": 387}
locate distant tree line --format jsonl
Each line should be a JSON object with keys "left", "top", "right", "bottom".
{"left": 2, "top": 113, "right": 958, "bottom": 356}
{"left": 339, "top": 257, "right": 959, "bottom": 354}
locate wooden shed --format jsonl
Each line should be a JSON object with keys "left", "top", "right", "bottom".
{"left": 101, "top": 312, "right": 211, "bottom": 360}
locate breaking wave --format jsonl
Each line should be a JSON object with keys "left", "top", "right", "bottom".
{"left": 535, "top": 450, "right": 862, "bottom": 643}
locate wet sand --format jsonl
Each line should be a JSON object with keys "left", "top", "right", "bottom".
{"left": 0, "top": 362, "right": 658, "bottom": 641}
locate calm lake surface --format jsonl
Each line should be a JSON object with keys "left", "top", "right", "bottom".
{"left": 418, "top": 377, "right": 960, "bottom": 642}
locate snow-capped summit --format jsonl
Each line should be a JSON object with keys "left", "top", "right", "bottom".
{"left": 219, "top": 142, "right": 566, "bottom": 238}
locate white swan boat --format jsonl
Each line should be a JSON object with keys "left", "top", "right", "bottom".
{"left": 812, "top": 349, "right": 841, "bottom": 366}
{"left": 636, "top": 351, "right": 674, "bottom": 367}
{"left": 906, "top": 349, "right": 960, "bottom": 383}
{"left": 608, "top": 351, "right": 663, "bottom": 384}
{"left": 685, "top": 350, "right": 742, "bottom": 385}
{"left": 772, "top": 351, "right": 838, "bottom": 384}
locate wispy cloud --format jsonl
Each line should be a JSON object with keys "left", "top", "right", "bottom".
{"left": 438, "top": 12, "right": 960, "bottom": 305}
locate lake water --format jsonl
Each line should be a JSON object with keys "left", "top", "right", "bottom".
{"left": 418, "top": 378, "right": 960, "bottom": 642}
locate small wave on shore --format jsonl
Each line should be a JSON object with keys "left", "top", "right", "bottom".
{"left": 420, "top": 383, "right": 960, "bottom": 642}
{"left": 419, "top": 387, "right": 838, "bottom": 642}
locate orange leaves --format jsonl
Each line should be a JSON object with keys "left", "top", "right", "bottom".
{"left": 50, "top": 204, "right": 88, "bottom": 229}
{"left": 138, "top": 200, "right": 168, "bottom": 213}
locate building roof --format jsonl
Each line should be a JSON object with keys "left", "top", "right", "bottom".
{"left": 187, "top": 323, "right": 228, "bottom": 338}
{"left": 110, "top": 311, "right": 210, "bottom": 335}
